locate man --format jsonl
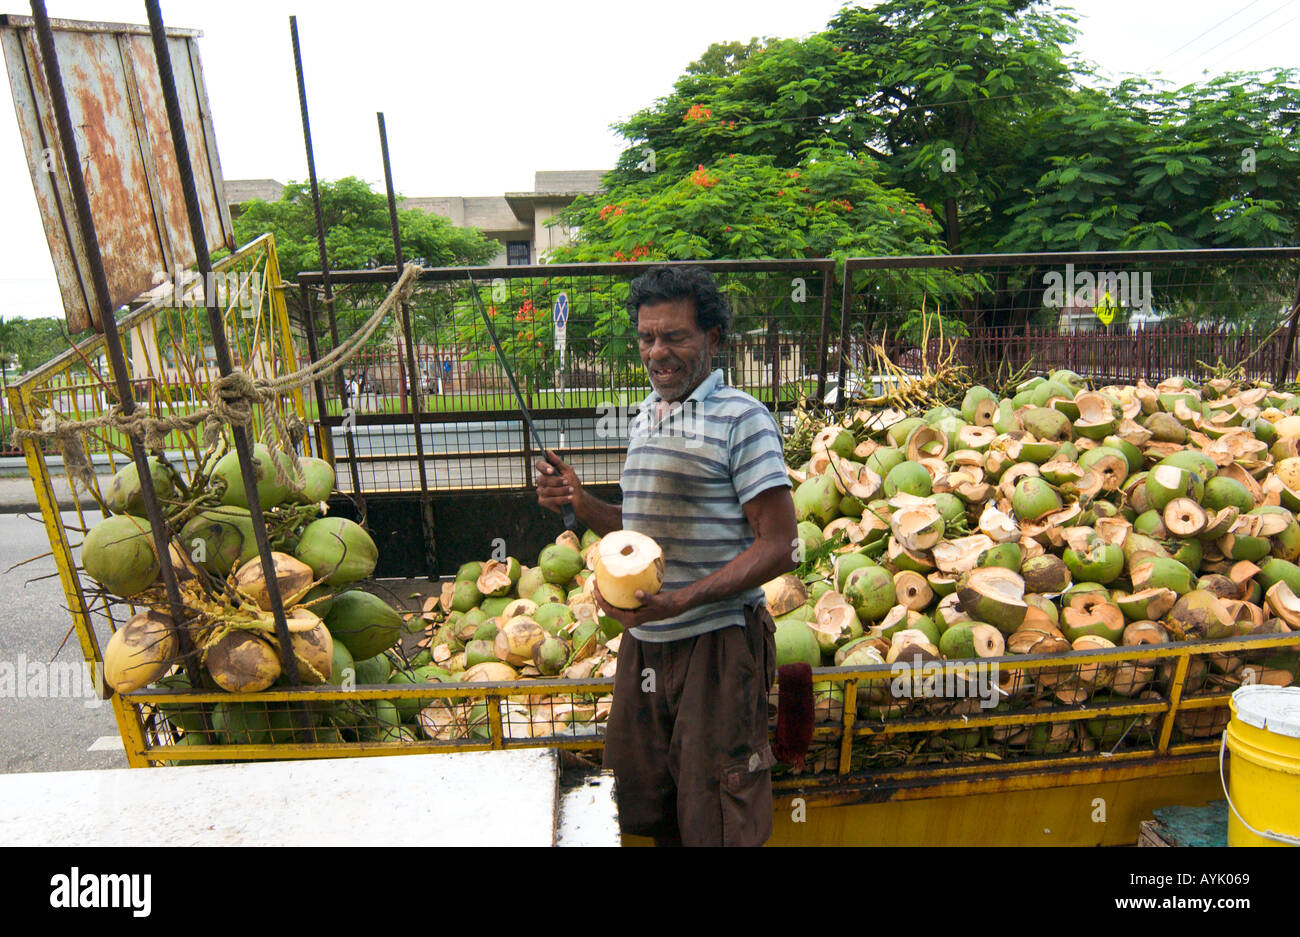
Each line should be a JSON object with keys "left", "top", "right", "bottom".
{"left": 535, "top": 265, "right": 797, "bottom": 846}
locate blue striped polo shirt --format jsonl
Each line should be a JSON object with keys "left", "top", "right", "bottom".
{"left": 620, "top": 369, "right": 791, "bottom": 642}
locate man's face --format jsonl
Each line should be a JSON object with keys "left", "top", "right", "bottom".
{"left": 636, "top": 299, "right": 720, "bottom": 402}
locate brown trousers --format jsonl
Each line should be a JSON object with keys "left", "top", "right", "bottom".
{"left": 602, "top": 603, "right": 777, "bottom": 846}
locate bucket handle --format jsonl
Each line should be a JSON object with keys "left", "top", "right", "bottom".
{"left": 1219, "top": 733, "right": 1300, "bottom": 847}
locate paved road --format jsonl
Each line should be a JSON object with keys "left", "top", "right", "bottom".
{"left": 0, "top": 510, "right": 127, "bottom": 774}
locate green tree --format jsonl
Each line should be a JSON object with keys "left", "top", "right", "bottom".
{"left": 233, "top": 176, "right": 499, "bottom": 341}
{"left": 555, "top": 0, "right": 1299, "bottom": 329}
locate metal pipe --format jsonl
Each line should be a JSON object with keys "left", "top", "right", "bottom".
{"left": 377, "top": 112, "right": 436, "bottom": 576}
{"left": 144, "top": 0, "right": 303, "bottom": 694}
{"left": 837, "top": 267, "right": 853, "bottom": 404}
{"left": 28, "top": 0, "right": 206, "bottom": 713}
{"left": 815, "top": 262, "right": 833, "bottom": 402}
{"left": 289, "top": 15, "right": 366, "bottom": 522}
{"left": 299, "top": 284, "right": 332, "bottom": 461}
{"left": 1274, "top": 270, "right": 1300, "bottom": 385}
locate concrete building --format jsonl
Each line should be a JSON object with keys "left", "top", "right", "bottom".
{"left": 224, "top": 170, "right": 608, "bottom": 265}
{"left": 402, "top": 169, "right": 607, "bottom": 265}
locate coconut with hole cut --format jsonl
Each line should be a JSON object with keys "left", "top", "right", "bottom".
{"left": 957, "top": 566, "right": 1028, "bottom": 635}
{"left": 593, "top": 531, "right": 665, "bottom": 610}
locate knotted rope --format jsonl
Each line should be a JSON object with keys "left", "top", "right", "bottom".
{"left": 12, "top": 262, "right": 424, "bottom": 494}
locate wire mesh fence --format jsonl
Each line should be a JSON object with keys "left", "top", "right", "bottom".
{"left": 124, "top": 629, "right": 1299, "bottom": 778}
{"left": 300, "top": 260, "right": 836, "bottom": 493}
{"left": 841, "top": 249, "right": 1300, "bottom": 394}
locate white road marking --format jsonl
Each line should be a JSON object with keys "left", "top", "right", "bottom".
{"left": 87, "top": 735, "right": 123, "bottom": 752}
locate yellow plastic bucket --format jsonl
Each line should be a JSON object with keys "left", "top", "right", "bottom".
{"left": 1221, "top": 685, "right": 1300, "bottom": 847}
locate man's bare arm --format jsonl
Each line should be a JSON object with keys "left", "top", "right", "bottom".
{"left": 534, "top": 450, "right": 622, "bottom": 536}
{"left": 670, "top": 485, "right": 797, "bottom": 610}
{"left": 595, "top": 485, "right": 796, "bottom": 628}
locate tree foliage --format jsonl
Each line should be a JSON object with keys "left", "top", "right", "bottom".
{"left": 233, "top": 177, "right": 499, "bottom": 341}
{"left": 552, "top": 0, "right": 1300, "bottom": 329}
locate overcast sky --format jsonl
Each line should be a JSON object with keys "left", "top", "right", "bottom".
{"left": 1, "top": 0, "right": 1296, "bottom": 321}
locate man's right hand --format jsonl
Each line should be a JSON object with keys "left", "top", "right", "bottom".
{"left": 535, "top": 449, "right": 582, "bottom": 515}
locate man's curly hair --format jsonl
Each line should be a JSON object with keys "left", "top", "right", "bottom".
{"left": 626, "top": 265, "right": 731, "bottom": 342}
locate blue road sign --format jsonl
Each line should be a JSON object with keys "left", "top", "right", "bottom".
{"left": 553, "top": 292, "right": 569, "bottom": 330}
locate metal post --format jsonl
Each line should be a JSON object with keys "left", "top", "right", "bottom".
{"left": 144, "top": 0, "right": 302, "bottom": 693}
{"left": 298, "top": 284, "right": 332, "bottom": 461}
{"left": 29, "top": 1, "right": 207, "bottom": 713}
{"left": 290, "top": 15, "right": 366, "bottom": 524}
{"left": 377, "top": 112, "right": 436, "bottom": 577}
{"left": 837, "top": 267, "right": 853, "bottom": 405}
{"left": 1274, "top": 271, "right": 1300, "bottom": 386}
{"left": 815, "top": 263, "right": 833, "bottom": 403}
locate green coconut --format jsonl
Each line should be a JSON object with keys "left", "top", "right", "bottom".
{"left": 961, "top": 386, "right": 998, "bottom": 426}
{"left": 516, "top": 566, "right": 546, "bottom": 601}
{"left": 323, "top": 589, "right": 402, "bottom": 660}
{"left": 105, "top": 457, "right": 175, "bottom": 516}
{"left": 794, "top": 474, "right": 842, "bottom": 526}
{"left": 533, "top": 636, "right": 568, "bottom": 676}
{"left": 177, "top": 506, "right": 258, "bottom": 578}
{"left": 865, "top": 447, "right": 906, "bottom": 478}
{"left": 1063, "top": 539, "right": 1124, "bottom": 585}
{"left": 1021, "top": 553, "right": 1071, "bottom": 594}
{"left": 797, "top": 521, "right": 826, "bottom": 555}
{"left": 211, "top": 702, "right": 273, "bottom": 745}
{"left": 213, "top": 443, "right": 293, "bottom": 510}
{"left": 1258, "top": 558, "right": 1300, "bottom": 595}
{"left": 775, "top": 619, "right": 821, "bottom": 668}
{"left": 456, "top": 561, "right": 483, "bottom": 583}
{"left": 82, "top": 514, "right": 160, "bottom": 598}
{"left": 534, "top": 602, "right": 576, "bottom": 635}
{"left": 1010, "top": 476, "right": 1061, "bottom": 522}
{"left": 843, "top": 565, "right": 896, "bottom": 622}
{"left": 1203, "top": 477, "right": 1255, "bottom": 515}
{"left": 481, "top": 595, "right": 512, "bottom": 618}
{"left": 529, "top": 582, "right": 567, "bottom": 606}
{"left": 538, "top": 543, "right": 583, "bottom": 584}
{"left": 291, "top": 457, "right": 336, "bottom": 503}
{"left": 327, "top": 640, "right": 356, "bottom": 688}
{"left": 295, "top": 517, "right": 378, "bottom": 586}
{"left": 1131, "top": 556, "right": 1195, "bottom": 596}
{"left": 883, "top": 461, "right": 932, "bottom": 498}
{"left": 353, "top": 653, "right": 392, "bottom": 685}
{"left": 1144, "top": 464, "right": 1201, "bottom": 513}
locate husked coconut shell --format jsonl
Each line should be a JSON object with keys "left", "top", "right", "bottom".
{"left": 762, "top": 574, "right": 808, "bottom": 616}
{"left": 103, "top": 610, "right": 178, "bottom": 693}
{"left": 494, "top": 616, "right": 548, "bottom": 667}
{"left": 233, "top": 552, "right": 316, "bottom": 611}
{"left": 476, "top": 559, "right": 515, "bottom": 597}
{"left": 594, "top": 531, "right": 665, "bottom": 609}
{"left": 288, "top": 612, "right": 334, "bottom": 684}
{"left": 957, "top": 566, "right": 1027, "bottom": 635}
{"left": 205, "top": 630, "right": 281, "bottom": 692}
{"left": 893, "top": 570, "right": 933, "bottom": 611}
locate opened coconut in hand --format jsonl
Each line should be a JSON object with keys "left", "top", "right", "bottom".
{"left": 594, "top": 531, "right": 665, "bottom": 609}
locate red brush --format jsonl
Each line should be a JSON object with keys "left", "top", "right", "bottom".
{"left": 773, "top": 663, "right": 814, "bottom": 770}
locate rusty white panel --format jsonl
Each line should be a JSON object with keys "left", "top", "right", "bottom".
{"left": 0, "top": 15, "right": 235, "bottom": 333}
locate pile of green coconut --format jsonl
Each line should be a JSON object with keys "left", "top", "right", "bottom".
{"left": 409, "top": 528, "right": 670, "bottom": 742}
{"left": 769, "top": 369, "right": 1300, "bottom": 756}
{"left": 84, "top": 441, "right": 418, "bottom": 747}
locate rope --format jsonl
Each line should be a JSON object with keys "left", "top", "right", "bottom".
{"left": 12, "top": 262, "right": 424, "bottom": 493}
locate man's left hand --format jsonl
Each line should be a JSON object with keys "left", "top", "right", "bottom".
{"left": 593, "top": 582, "right": 684, "bottom": 630}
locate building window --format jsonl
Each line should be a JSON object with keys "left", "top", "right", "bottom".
{"left": 507, "top": 241, "right": 531, "bottom": 265}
